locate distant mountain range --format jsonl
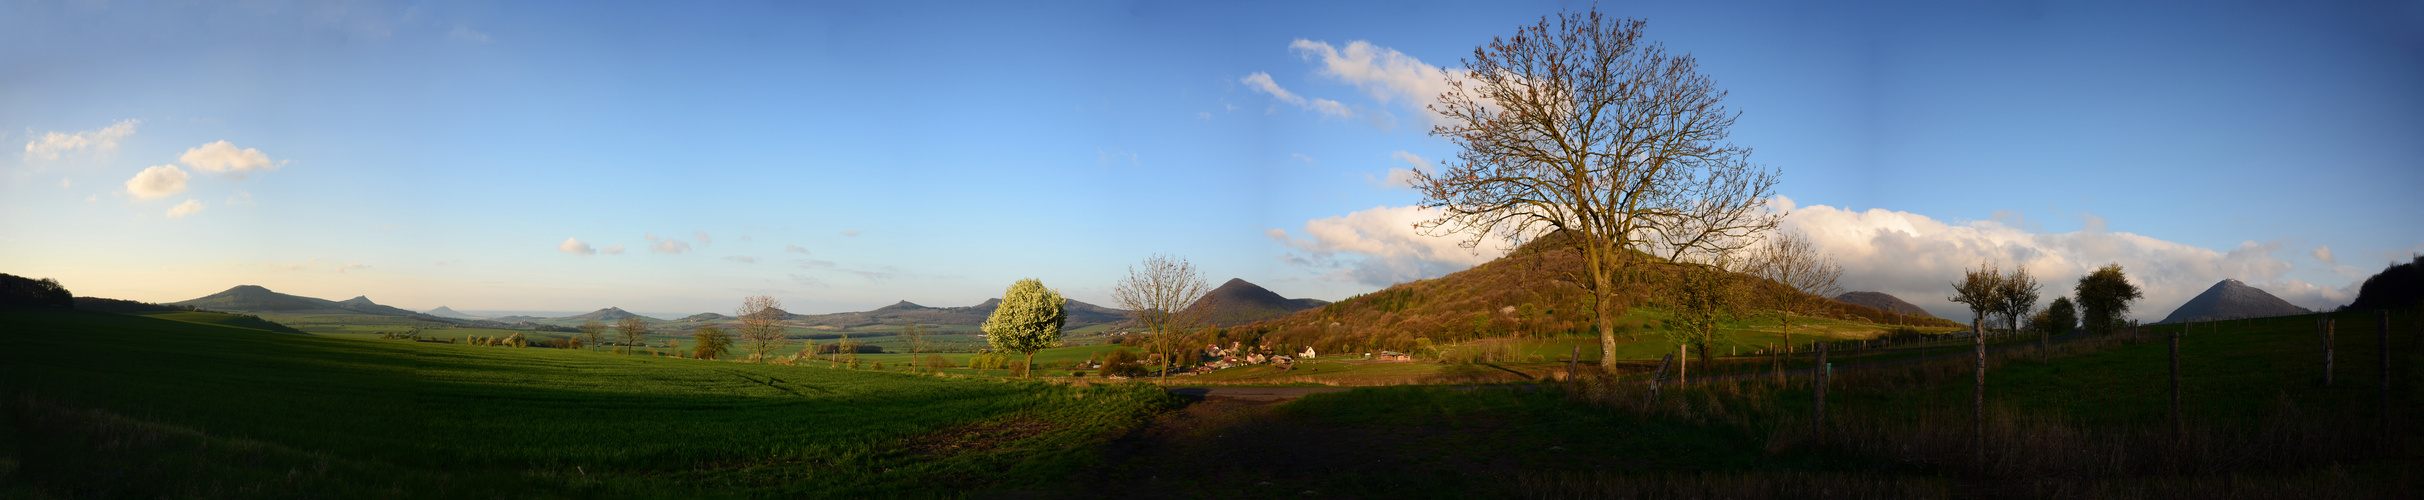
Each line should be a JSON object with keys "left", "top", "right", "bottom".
{"left": 1183, "top": 278, "right": 1328, "bottom": 327}
{"left": 1834, "top": 292, "right": 1936, "bottom": 318}
{"left": 2157, "top": 279, "right": 2309, "bottom": 324}
{"left": 786, "top": 298, "right": 1129, "bottom": 329}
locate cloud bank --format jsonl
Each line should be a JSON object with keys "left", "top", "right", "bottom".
{"left": 1271, "top": 199, "right": 2358, "bottom": 321}
{"left": 25, "top": 119, "right": 139, "bottom": 160}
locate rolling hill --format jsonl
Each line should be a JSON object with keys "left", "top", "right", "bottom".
{"left": 1834, "top": 291, "right": 1936, "bottom": 318}
{"left": 2157, "top": 279, "right": 2310, "bottom": 324}
{"left": 170, "top": 285, "right": 422, "bottom": 317}
{"left": 1240, "top": 231, "right": 1960, "bottom": 352}
{"left": 1182, "top": 278, "right": 1329, "bottom": 327}
{"left": 562, "top": 307, "right": 660, "bottom": 323}
{"left": 423, "top": 306, "right": 483, "bottom": 319}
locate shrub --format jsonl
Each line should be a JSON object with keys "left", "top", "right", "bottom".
{"left": 921, "top": 354, "right": 955, "bottom": 370}
{"left": 1101, "top": 349, "right": 1147, "bottom": 378}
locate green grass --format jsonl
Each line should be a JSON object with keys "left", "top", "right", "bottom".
{"left": 0, "top": 308, "right": 1180, "bottom": 497}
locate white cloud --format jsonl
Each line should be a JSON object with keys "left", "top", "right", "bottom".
{"left": 179, "top": 141, "right": 282, "bottom": 175}
{"left": 1270, "top": 205, "right": 1502, "bottom": 287}
{"left": 1775, "top": 196, "right": 2349, "bottom": 319}
{"left": 1372, "top": 151, "right": 1429, "bottom": 188}
{"left": 1240, "top": 72, "right": 1354, "bottom": 119}
{"left": 1292, "top": 153, "right": 1318, "bottom": 164}
{"left": 785, "top": 244, "right": 810, "bottom": 254}
{"left": 1289, "top": 40, "right": 1459, "bottom": 127}
{"left": 601, "top": 244, "right": 625, "bottom": 255}
{"left": 645, "top": 233, "right": 691, "bottom": 254}
{"left": 225, "top": 190, "right": 256, "bottom": 206}
{"left": 165, "top": 199, "right": 205, "bottom": 218}
{"left": 125, "top": 165, "right": 191, "bottom": 199}
{"left": 2312, "top": 245, "right": 2335, "bottom": 264}
{"left": 448, "top": 25, "right": 490, "bottom": 43}
{"left": 559, "top": 237, "right": 596, "bottom": 256}
{"left": 695, "top": 231, "right": 713, "bottom": 245}
{"left": 24, "top": 119, "right": 139, "bottom": 160}
{"left": 725, "top": 256, "right": 757, "bottom": 264}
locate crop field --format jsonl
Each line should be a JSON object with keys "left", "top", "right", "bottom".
{"left": 0, "top": 308, "right": 1181, "bottom": 497}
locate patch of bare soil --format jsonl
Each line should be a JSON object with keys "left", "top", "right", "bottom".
{"left": 901, "top": 415, "right": 1060, "bottom": 458}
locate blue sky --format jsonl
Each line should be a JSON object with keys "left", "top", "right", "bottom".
{"left": 5, "top": 1, "right": 2419, "bottom": 320}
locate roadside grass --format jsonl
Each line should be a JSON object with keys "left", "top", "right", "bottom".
{"left": 0, "top": 307, "right": 1181, "bottom": 497}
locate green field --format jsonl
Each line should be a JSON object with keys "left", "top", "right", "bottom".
{"left": 0, "top": 308, "right": 1180, "bottom": 497}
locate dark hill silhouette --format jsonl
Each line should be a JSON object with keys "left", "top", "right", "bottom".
{"left": 2346, "top": 254, "right": 2424, "bottom": 311}
{"left": 1240, "top": 231, "right": 1960, "bottom": 352}
{"left": 170, "top": 285, "right": 423, "bottom": 317}
{"left": 564, "top": 307, "right": 659, "bottom": 323}
{"left": 677, "top": 312, "right": 733, "bottom": 322}
{"left": 2157, "top": 279, "right": 2310, "bottom": 324}
{"left": 789, "top": 298, "right": 1127, "bottom": 329}
{"left": 1834, "top": 291, "right": 1936, "bottom": 318}
{"left": 1183, "top": 278, "right": 1329, "bottom": 327}
{"left": 73, "top": 296, "right": 199, "bottom": 314}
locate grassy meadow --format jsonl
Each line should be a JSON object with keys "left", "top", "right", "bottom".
{"left": 0, "top": 307, "right": 1181, "bottom": 498}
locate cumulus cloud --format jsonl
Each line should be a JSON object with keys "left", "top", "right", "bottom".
{"left": 2312, "top": 245, "right": 2335, "bottom": 264}
{"left": 25, "top": 119, "right": 139, "bottom": 160}
{"left": 1773, "top": 196, "right": 2348, "bottom": 319}
{"left": 1269, "top": 205, "right": 1502, "bottom": 287}
{"left": 645, "top": 233, "right": 691, "bottom": 254}
{"left": 1240, "top": 72, "right": 1354, "bottom": 118}
{"left": 1371, "top": 151, "right": 1430, "bottom": 188}
{"left": 125, "top": 165, "right": 191, "bottom": 199}
{"left": 178, "top": 141, "right": 282, "bottom": 175}
{"left": 165, "top": 199, "right": 205, "bottom": 218}
{"left": 1289, "top": 40, "right": 1459, "bottom": 127}
{"left": 695, "top": 231, "right": 713, "bottom": 245}
{"left": 558, "top": 237, "right": 595, "bottom": 256}
{"left": 785, "top": 244, "right": 810, "bottom": 254}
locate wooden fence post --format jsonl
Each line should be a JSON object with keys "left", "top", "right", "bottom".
{"left": 2171, "top": 326, "right": 2183, "bottom": 440}
{"left": 1649, "top": 353, "right": 1673, "bottom": 404}
{"left": 2325, "top": 317, "right": 2336, "bottom": 387}
{"left": 1678, "top": 344, "right": 1688, "bottom": 385}
{"left": 1815, "top": 341, "right": 1829, "bottom": 434}
{"left": 1973, "top": 317, "right": 1986, "bottom": 465}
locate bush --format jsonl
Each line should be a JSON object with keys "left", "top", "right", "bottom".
{"left": 921, "top": 354, "right": 955, "bottom": 370}
{"left": 1101, "top": 348, "right": 1147, "bottom": 378}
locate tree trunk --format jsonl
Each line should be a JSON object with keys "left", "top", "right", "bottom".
{"left": 1597, "top": 285, "right": 1619, "bottom": 369}
{"left": 1024, "top": 352, "right": 1036, "bottom": 379}
{"left": 1567, "top": 345, "right": 1580, "bottom": 382}
{"left": 1649, "top": 353, "right": 1672, "bottom": 403}
{"left": 1677, "top": 344, "right": 1688, "bottom": 385}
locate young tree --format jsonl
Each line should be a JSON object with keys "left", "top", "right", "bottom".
{"left": 1750, "top": 230, "right": 1843, "bottom": 352}
{"left": 692, "top": 325, "right": 733, "bottom": 360}
{"left": 2043, "top": 296, "right": 2078, "bottom": 345}
{"left": 616, "top": 316, "right": 649, "bottom": 354}
{"left": 1112, "top": 254, "right": 1212, "bottom": 381}
{"left": 1948, "top": 262, "right": 2002, "bottom": 450}
{"left": 1413, "top": 11, "right": 1783, "bottom": 369}
{"left": 1668, "top": 252, "right": 1748, "bottom": 368}
{"left": 579, "top": 319, "right": 607, "bottom": 351}
{"left": 1997, "top": 265, "right": 2041, "bottom": 339}
{"left": 735, "top": 295, "right": 791, "bottom": 362}
{"left": 2074, "top": 263, "right": 2143, "bottom": 336}
{"left": 981, "top": 278, "right": 1066, "bottom": 379}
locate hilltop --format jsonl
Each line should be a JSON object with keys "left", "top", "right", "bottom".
{"left": 1182, "top": 278, "right": 1328, "bottom": 327}
{"left": 1242, "top": 232, "right": 1959, "bottom": 352}
{"left": 1834, "top": 291, "right": 1936, "bottom": 318}
{"left": 423, "top": 306, "right": 483, "bottom": 319}
{"left": 170, "top": 285, "right": 420, "bottom": 317}
{"left": 2158, "top": 279, "right": 2310, "bottom": 324}
{"left": 564, "top": 307, "right": 660, "bottom": 323}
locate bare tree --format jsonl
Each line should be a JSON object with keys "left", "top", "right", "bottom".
{"left": 1112, "top": 254, "right": 1212, "bottom": 381}
{"left": 1948, "top": 262, "right": 2004, "bottom": 457}
{"left": 1750, "top": 230, "right": 1843, "bottom": 352}
{"left": 1414, "top": 11, "right": 1783, "bottom": 369}
{"left": 901, "top": 323, "right": 929, "bottom": 366}
{"left": 1997, "top": 265, "right": 2041, "bottom": 340}
{"left": 579, "top": 319, "right": 607, "bottom": 351}
{"left": 736, "top": 295, "right": 792, "bottom": 362}
{"left": 616, "top": 315, "right": 649, "bottom": 355}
